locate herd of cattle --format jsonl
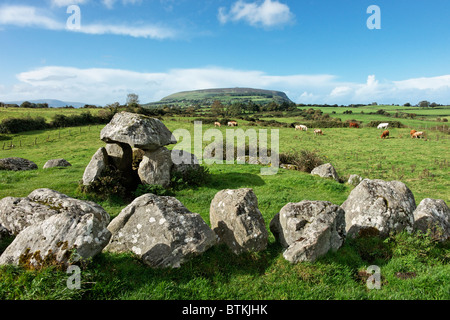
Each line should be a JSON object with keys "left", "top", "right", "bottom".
{"left": 213, "top": 121, "right": 425, "bottom": 139}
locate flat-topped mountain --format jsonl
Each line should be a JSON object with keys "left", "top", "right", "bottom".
{"left": 144, "top": 88, "right": 293, "bottom": 107}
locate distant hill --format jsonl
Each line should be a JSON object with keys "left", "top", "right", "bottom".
{"left": 4, "top": 99, "right": 88, "bottom": 108}
{"left": 143, "top": 88, "right": 293, "bottom": 107}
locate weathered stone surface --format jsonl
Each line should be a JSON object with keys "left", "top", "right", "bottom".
{"left": 43, "top": 158, "right": 72, "bottom": 169}
{"left": 82, "top": 147, "right": 109, "bottom": 186}
{"left": 311, "top": 163, "right": 339, "bottom": 182}
{"left": 414, "top": 198, "right": 450, "bottom": 241}
{"left": 0, "top": 158, "right": 37, "bottom": 171}
{"left": 104, "top": 193, "right": 216, "bottom": 268}
{"left": 171, "top": 150, "right": 200, "bottom": 175}
{"left": 0, "top": 189, "right": 111, "bottom": 268}
{"left": 270, "top": 200, "right": 346, "bottom": 263}
{"left": 341, "top": 179, "right": 416, "bottom": 238}
{"left": 100, "top": 112, "right": 177, "bottom": 151}
{"left": 348, "top": 174, "right": 363, "bottom": 186}
{"left": 138, "top": 147, "right": 173, "bottom": 188}
{"left": 105, "top": 143, "right": 133, "bottom": 172}
{"left": 210, "top": 188, "right": 268, "bottom": 254}
{"left": 0, "top": 197, "right": 59, "bottom": 236}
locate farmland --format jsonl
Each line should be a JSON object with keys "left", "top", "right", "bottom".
{"left": 0, "top": 103, "right": 449, "bottom": 300}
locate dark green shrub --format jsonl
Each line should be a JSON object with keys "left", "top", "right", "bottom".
{"left": 170, "top": 166, "right": 211, "bottom": 190}
{"left": 78, "top": 167, "right": 128, "bottom": 201}
{"left": 279, "top": 149, "right": 324, "bottom": 173}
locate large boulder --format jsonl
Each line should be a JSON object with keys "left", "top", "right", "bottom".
{"left": 311, "top": 163, "right": 339, "bottom": 182}
{"left": 82, "top": 147, "right": 109, "bottom": 186}
{"left": 0, "top": 158, "right": 37, "bottom": 171}
{"left": 100, "top": 112, "right": 177, "bottom": 151}
{"left": 270, "top": 200, "right": 346, "bottom": 263}
{"left": 414, "top": 198, "right": 450, "bottom": 241}
{"left": 0, "top": 189, "right": 111, "bottom": 268}
{"left": 104, "top": 193, "right": 216, "bottom": 268}
{"left": 341, "top": 179, "right": 416, "bottom": 238}
{"left": 138, "top": 147, "right": 173, "bottom": 188}
{"left": 210, "top": 188, "right": 268, "bottom": 255}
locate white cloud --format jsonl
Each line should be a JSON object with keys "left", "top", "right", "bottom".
{"left": 50, "top": 0, "right": 89, "bottom": 7}
{"left": 2, "top": 66, "right": 450, "bottom": 106}
{"left": 102, "top": 0, "right": 142, "bottom": 9}
{"left": 0, "top": 5, "right": 63, "bottom": 30}
{"left": 219, "top": 0, "right": 294, "bottom": 28}
{"left": 0, "top": 5, "right": 175, "bottom": 39}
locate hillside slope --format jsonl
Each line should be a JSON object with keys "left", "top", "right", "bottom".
{"left": 144, "top": 87, "right": 293, "bottom": 107}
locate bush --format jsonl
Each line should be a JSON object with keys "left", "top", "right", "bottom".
{"left": 279, "top": 149, "right": 325, "bottom": 173}
{"left": 0, "top": 116, "right": 48, "bottom": 134}
{"left": 78, "top": 167, "right": 128, "bottom": 201}
{"left": 170, "top": 166, "right": 211, "bottom": 190}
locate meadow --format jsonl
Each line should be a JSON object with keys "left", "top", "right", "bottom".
{"left": 0, "top": 105, "right": 449, "bottom": 300}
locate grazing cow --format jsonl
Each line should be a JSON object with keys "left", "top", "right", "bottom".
{"left": 410, "top": 130, "right": 417, "bottom": 137}
{"left": 227, "top": 121, "right": 238, "bottom": 127}
{"left": 314, "top": 129, "right": 323, "bottom": 136}
{"left": 412, "top": 131, "right": 424, "bottom": 139}
{"left": 349, "top": 122, "right": 359, "bottom": 128}
{"left": 377, "top": 123, "right": 389, "bottom": 130}
{"left": 381, "top": 130, "right": 390, "bottom": 139}
{"left": 214, "top": 122, "right": 221, "bottom": 127}
{"left": 295, "top": 125, "right": 308, "bottom": 131}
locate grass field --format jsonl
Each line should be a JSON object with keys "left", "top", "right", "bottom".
{"left": 0, "top": 105, "right": 449, "bottom": 300}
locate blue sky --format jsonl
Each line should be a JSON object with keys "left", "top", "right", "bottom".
{"left": 1, "top": 0, "right": 450, "bottom": 105}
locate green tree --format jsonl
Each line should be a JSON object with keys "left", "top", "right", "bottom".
{"left": 418, "top": 100, "right": 430, "bottom": 108}
{"left": 126, "top": 93, "right": 140, "bottom": 107}
{"left": 210, "top": 100, "right": 225, "bottom": 117}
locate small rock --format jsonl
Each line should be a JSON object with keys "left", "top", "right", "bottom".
{"left": 82, "top": 147, "right": 109, "bottom": 186}
{"left": 311, "top": 163, "right": 339, "bottom": 182}
{"left": 43, "top": 158, "right": 72, "bottom": 169}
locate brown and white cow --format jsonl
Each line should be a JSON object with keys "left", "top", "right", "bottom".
{"left": 214, "top": 122, "right": 221, "bottom": 127}
{"left": 314, "top": 129, "right": 323, "bottom": 136}
{"left": 412, "top": 131, "right": 424, "bottom": 139}
{"left": 228, "top": 121, "right": 238, "bottom": 127}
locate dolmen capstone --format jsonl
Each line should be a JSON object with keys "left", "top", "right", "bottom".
{"left": 270, "top": 200, "right": 346, "bottom": 263}
{"left": 210, "top": 188, "right": 268, "bottom": 255}
{"left": 82, "top": 112, "right": 199, "bottom": 189}
{"left": 103, "top": 193, "right": 216, "bottom": 268}
{"left": 0, "top": 157, "right": 37, "bottom": 171}
{"left": 341, "top": 179, "right": 416, "bottom": 238}
{"left": 0, "top": 188, "right": 111, "bottom": 268}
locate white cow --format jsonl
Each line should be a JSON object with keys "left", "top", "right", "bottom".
{"left": 377, "top": 123, "right": 389, "bottom": 129}
{"left": 295, "top": 125, "right": 308, "bottom": 131}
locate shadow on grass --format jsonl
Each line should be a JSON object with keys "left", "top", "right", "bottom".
{"left": 206, "top": 172, "right": 265, "bottom": 190}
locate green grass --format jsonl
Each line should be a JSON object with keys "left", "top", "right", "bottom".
{"left": 0, "top": 107, "right": 103, "bottom": 122}
{"left": 0, "top": 106, "right": 449, "bottom": 300}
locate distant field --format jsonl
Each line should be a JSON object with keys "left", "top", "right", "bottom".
{"left": 0, "top": 107, "right": 103, "bottom": 122}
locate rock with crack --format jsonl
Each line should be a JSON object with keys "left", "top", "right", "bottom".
{"left": 270, "top": 200, "right": 346, "bottom": 263}
{"left": 138, "top": 147, "right": 173, "bottom": 188}
{"left": 210, "top": 188, "right": 268, "bottom": 255}
{"left": 103, "top": 193, "right": 216, "bottom": 268}
{"left": 341, "top": 179, "right": 416, "bottom": 238}
{"left": 0, "top": 189, "right": 111, "bottom": 268}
